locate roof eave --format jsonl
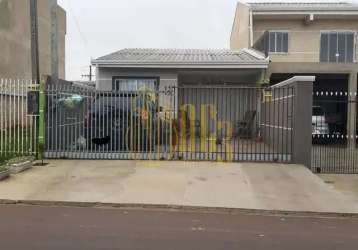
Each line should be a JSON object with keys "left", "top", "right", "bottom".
{"left": 91, "top": 61, "right": 269, "bottom": 69}
{"left": 252, "top": 10, "right": 358, "bottom": 15}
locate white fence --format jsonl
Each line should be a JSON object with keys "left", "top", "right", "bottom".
{"left": 0, "top": 79, "right": 39, "bottom": 157}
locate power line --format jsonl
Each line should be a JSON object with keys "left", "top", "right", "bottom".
{"left": 67, "top": 0, "right": 89, "bottom": 50}
{"left": 65, "top": 0, "right": 93, "bottom": 80}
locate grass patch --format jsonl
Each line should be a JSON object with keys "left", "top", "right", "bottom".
{"left": 0, "top": 155, "right": 12, "bottom": 166}
{"left": 0, "top": 165, "right": 8, "bottom": 172}
{"left": 1, "top": 126, "right": 37, "bottom": 156}
{"left": 7, "top": 156, "right": 35, "bottom": 165}
{"left": 1, "top": 154, "right": 35, "bottom": 169}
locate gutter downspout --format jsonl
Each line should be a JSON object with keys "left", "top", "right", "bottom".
{"left": 95, "top": 64, "right": 99, "bottom": 90}
{"left": 249, "top": 9, "right": 253, "bottom": 47}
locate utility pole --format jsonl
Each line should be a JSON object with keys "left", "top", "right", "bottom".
{"left": 30, "top": 0, "right": 40, "bottom": 83}
{"left": 48, "top": 0, "right": 59, "bottom": 84}
{"left": 82, "top": 66, "right": 95, "bottom": 81}
{"left": 90, "top": 65, "right": 92, "bottom": 81}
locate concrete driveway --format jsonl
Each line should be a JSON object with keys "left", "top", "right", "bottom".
{"left": 0, "top": 160, "right": 357, "bottom": 213}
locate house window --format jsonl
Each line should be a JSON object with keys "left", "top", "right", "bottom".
{"left": 320, "top": 31, "right": 355, "bottom": 63}
{"left": 268, "top": 31, "right": 289, "bottom": 53}
{"left": 112, "top": 78, "right": 157, "bottom": 91}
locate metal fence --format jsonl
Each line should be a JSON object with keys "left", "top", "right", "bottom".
{"left": 45, "top": 81, "right": 175, "bottom": 159}
{"left": 44, "top": 80, "right": 294, "bottom": 163}
{"left": 260, "top": 86, "right": 294, "bottom": 162}
{"left": 0, "top": 79, "right": 39, "bottom": 159}
{"left": 312, "top": 91, "right": 358, "bottom": 173}
{"left": 176, "top": 86, "right": 294, "bottom": 162}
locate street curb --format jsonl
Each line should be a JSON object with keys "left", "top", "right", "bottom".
{"left": 1, "top": 199, "right": 357, "bottom": 218}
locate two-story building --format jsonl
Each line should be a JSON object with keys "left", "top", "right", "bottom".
{"left": 231, "top": 1, "right": 358, "bottom": 136}
{"left": 0, "top": 0, "right": 66, "bottom": 79}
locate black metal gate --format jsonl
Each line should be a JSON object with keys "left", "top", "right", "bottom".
{"left": 176, "top": 86, "right": 294, "bottom": 162}
{"left": 44, "top": 81, "right": 294, "bottom": 163}
{"left": 312, "top": 91, "right": 358, "bottom": 173}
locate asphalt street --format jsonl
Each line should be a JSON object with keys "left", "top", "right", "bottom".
{"left": 0, "top": 205, "right": 357, "bottom": 250}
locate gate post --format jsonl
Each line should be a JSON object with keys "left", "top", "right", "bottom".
{"left": 292, "top": 77, "right": 314, "bottom": 168}
{"left": 347, "top": 71, "right": 357, "bottom": 148}
{"left": 273, "top": 76, "right": 314, "bottom": 168}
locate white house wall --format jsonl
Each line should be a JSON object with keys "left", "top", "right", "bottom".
{"left": 96, "top": 67, "right": 179, "bottom": 114}
{"left": 96, "top": 67, "right": 177, "bottom": 90}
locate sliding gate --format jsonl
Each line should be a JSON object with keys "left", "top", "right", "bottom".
{"left": 45, "top": 81, "right": 294, "bottom": 163}
{"left": 312, "top": 91, "right": 358, "bottom": 173}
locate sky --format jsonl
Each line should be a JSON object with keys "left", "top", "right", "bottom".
{"left": 57, "top": 0, "right": 240, "bottom": 80}
{"left": 57, "top": 0, "right": 358, "bottom": 81}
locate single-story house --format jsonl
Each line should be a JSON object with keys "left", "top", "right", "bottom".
{"left": 92, "top": 48, "right": 269, "bottom": 90}
{"left": 91, "top": 48, "right": 269, "bottom": 125}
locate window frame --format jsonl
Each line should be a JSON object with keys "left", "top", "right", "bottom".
{"left": 319, "top": 30, "right": 357, "bottom": 63}
{"left": 268, "top": 30, "right": 290, "bottom": 54}
{"left": 112, "top": 76, "right": 160, "bottom": 91}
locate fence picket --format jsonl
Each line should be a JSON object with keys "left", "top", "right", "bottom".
{"left": 0, "top": 78, "right": 39, "bottom": 159}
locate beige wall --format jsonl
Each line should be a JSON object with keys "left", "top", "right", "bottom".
{"left": 57, "top": 6, "right": 66, "bottom": 79}
{"left": 230, "top": 3, "right": 250, "bottom": 50}
{"left": 0, "top": 0, "right": 66, "bottom": 80}
{"left": 0, "top": 0, "right": 32, "bottom": 79}
{"left": 253, "top": 18, "right": 358, "bottom": 63}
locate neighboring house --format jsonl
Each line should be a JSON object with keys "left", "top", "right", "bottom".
{"left": 0, "top": 0, "right": 66, "bottom": 79}
{"left": 231, "top": 1, "right": 358, "bottom": 136}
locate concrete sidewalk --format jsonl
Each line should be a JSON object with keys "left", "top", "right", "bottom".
{"left": 0, "top": 160, "right": 357, "bottom": 214}
{"left": 319, "top": 174, "right": 358, "bottom": 203}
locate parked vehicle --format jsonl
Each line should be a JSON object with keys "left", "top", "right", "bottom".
{"left": 312, "top": 106, "right": 330, "bottom": 144}
{"left": 312, "top": 106, "right": 329, "bottom": 135}
{"left": 84, "top": 90, "right": 171, "bottom": 151}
